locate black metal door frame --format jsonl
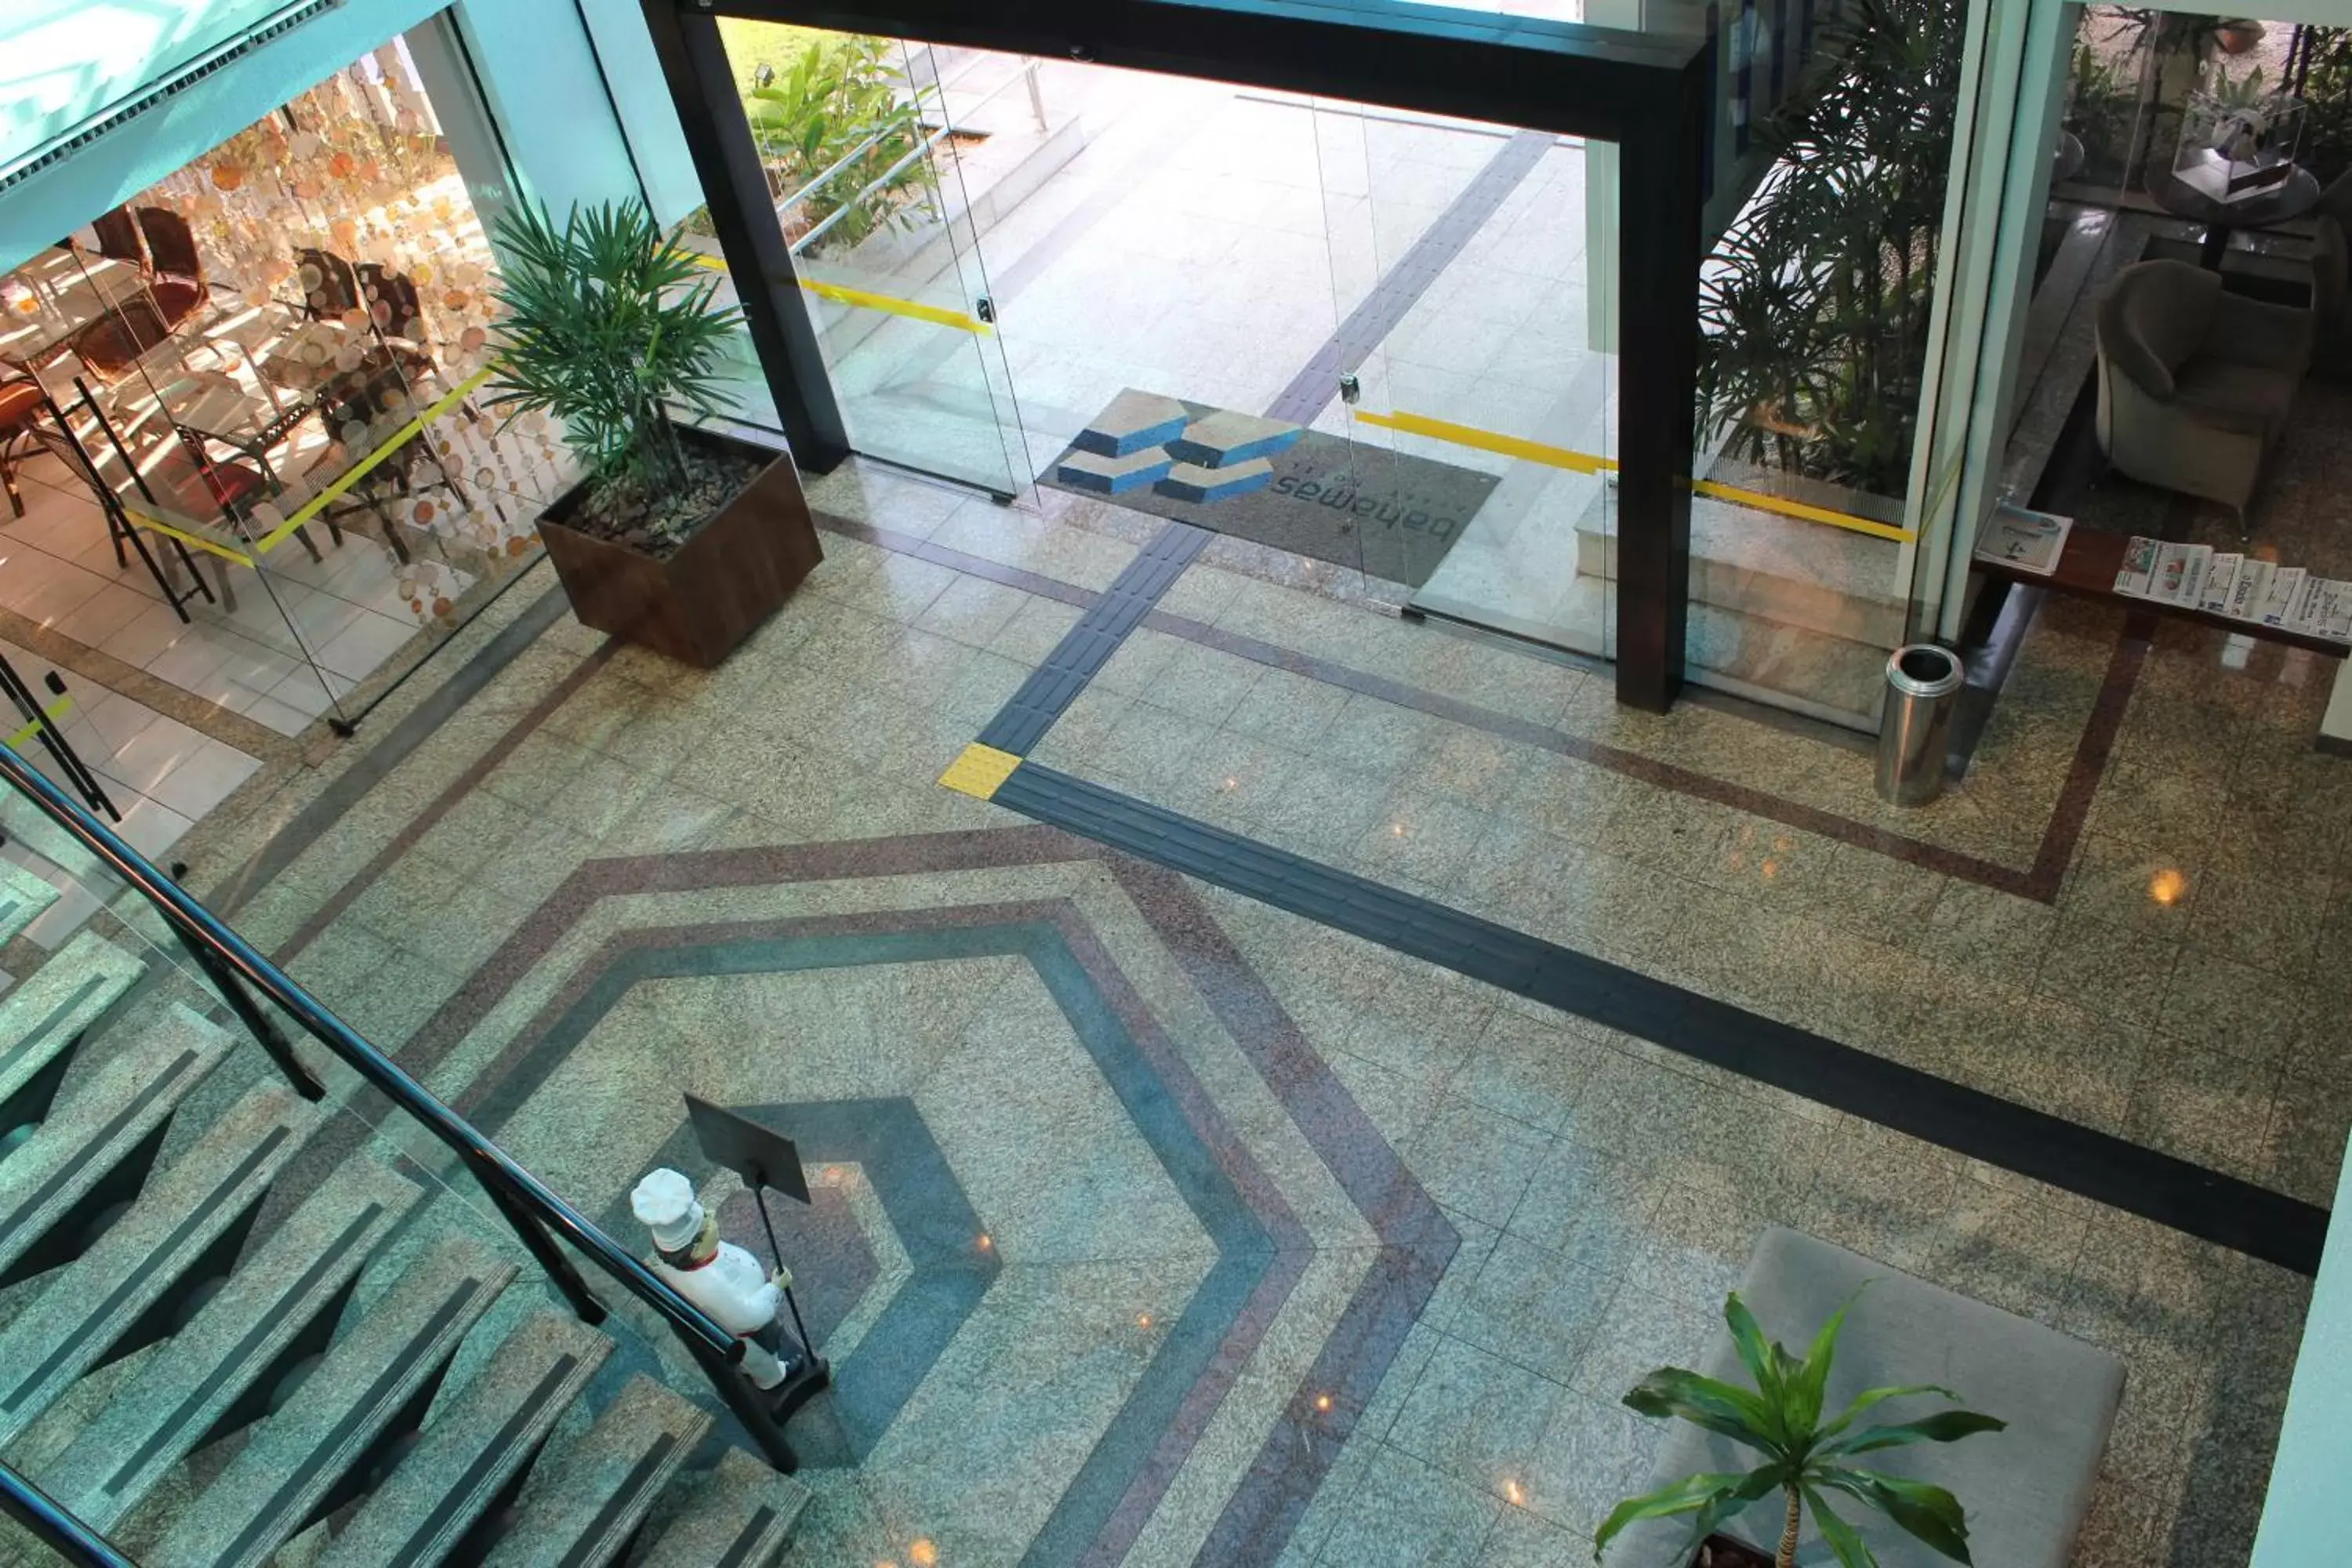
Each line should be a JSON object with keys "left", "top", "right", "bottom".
{"left": 639, "top": 0, "right": 1711, "bottom": 710}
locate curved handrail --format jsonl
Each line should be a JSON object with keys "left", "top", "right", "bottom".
{"left": 0, "top": 743, "right": 793, "bottom": 1445}
{"left": 0, "top": 1458, "right": 135, "bottom": 1567}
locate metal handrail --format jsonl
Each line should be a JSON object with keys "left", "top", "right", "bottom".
{"left": 0, "top": 1459, "right": 134, "bottom": 1567}
{"left": 0, "top": 742, "right": 799, "bottom": 1472}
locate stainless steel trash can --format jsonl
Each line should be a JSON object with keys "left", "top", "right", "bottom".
{"left": 1875, "top": 643, "right": 1965, "bottom": 806}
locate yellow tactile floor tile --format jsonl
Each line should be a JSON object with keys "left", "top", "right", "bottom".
{"left": 938, "top": 742, "right": 1023, "bottom": 800}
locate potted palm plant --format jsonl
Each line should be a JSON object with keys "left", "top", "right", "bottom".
{"left": 486, "top": 200, "right": 821, "bottom": 667}
{"left": 1596, "top": 1290, "right": 2004, "bottom": 1567}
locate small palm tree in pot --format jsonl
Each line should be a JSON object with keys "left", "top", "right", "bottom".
{"left": 1596, "top": 1290, "right": 2004, "bottom": 1567}
{"left": 486, "top": 199, "right": 821, "bottom": 667}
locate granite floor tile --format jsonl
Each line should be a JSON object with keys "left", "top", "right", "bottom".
{"left": 1401, "top": 1096, "right": 1552, "bottom": 1229}
{"left": 1388, "top": 1334, "right": 1568, "bottom": 1497}
{"left": 2157, "top": 943, "right": 2311, "bottom": 1066}
{"left": 1446, "top": 1232, "right": 1615, "bottom": 1386}
{"left": 1314, "top": 1442, "right": 1503, "bottom": 1568}
{"left": 163, "top": 441, "right": 2337, "bottom": 1568}
{"left": 1505, "top": 1139, "right": 1667, "bottom": 1280}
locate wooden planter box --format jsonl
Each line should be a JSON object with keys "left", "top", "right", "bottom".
{"left": 537, "top": 427, "right": 821, "bottom": 668}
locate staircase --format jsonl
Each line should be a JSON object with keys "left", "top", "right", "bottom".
{"left": 0, "top": 809, "right": 811, "bottom": 1564}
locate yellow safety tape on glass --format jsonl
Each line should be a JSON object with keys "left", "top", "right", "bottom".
{"left": 938, "top": 742, "right": 1022, "bottom": 800}
{"left": 6, "top": 694, "right": 74, "bottom": 748}
{"left": 687, "top": 251, "right": 991, "bottom": 336}
{"left": 118, "top": 509, "right": 256, "bottom": 567}
{"left": 256, "top": 366, "right": 497, "bottom": 550}
{"left": 1356, "top": 408, "right": 1916, "bottom": 543}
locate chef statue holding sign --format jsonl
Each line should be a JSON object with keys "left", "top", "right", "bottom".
{"left": 631, "top": 1167, "right": 800, "bottom": 1396}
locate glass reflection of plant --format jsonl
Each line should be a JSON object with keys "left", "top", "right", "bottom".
{"left": 1695, "top": 0, "right": 1965, "bottom": 498}
{"left": 2295, "top": 28, "right": 2352, "bottom": 185}
{"left": 743, "top": 34, "right": 935, "bottom": 256}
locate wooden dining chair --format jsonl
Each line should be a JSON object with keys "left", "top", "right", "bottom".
{"left": 0, "top": 376, "right": 49, "bottom": 517}
{"left": 67, "top": 296, "right": 174, "bottom": 382}
{"left": 355, "top": 263, "right": 426, "bottom": 343}
{"left": 87, "top": 207, "right": 147, "bottom": 268}
{"left": 132, "top": 208, "right": 209, "bottom": 330}
{"left": 294, "top": 247, "right": 362, "bottom": 320}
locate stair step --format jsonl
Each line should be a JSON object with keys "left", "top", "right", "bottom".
{"left": 637, "top": 1448, "right": 811, "bottom": 1568}
{"left": 0, "top": 1084, "right": 318, "bottom": 1448}
{"left": 0, "top": 1001, "right": 231, "bottom": 1288}
{"left": 45, "top": 1156, "right": 422, "bottom": 1531}
{"left": 151, "top": 1234, "right": 520, "bottom": 1568}
{"left": 314, "top": 1311, "right": 612, "bottom": 1568}
{"left": 0, "top": 858, "right": 62, "bottom": 947}
{"left": 481, "top": 1374, "right": 711, "bottom": 1568}
{"left": 0, "top": 931, "right": 146, "bottom": 1136}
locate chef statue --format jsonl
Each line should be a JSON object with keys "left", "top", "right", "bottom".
{"left": 631, "top": 1167, "right": 800, "bottom": 1396}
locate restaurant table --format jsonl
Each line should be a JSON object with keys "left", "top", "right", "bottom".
{"left": 2146, "top": 158, "right": 2325, "bottom": 269}
{"left": 0, "top": 250, "right": 155, "bottom": 367}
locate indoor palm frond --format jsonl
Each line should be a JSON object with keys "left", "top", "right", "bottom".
{"left": 482, "top": 199, "right": 743, "bottom": 488}
{"left": 1595, "top": 1289, "right": 2004, "bottom": 1568}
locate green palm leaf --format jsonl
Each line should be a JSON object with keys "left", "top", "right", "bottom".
{"left": 1821, "top": 1410, "right": 2005, "bottom": 1459}
{"left": 1592, "top": 1468, "right": 1777, "bottom": 1557}
{"left": 1622, "top": 1368, "right": 1783, "bottom": 1450}
{"left": 1814, "top": 1470, "right": 1975, "bottom": 1563}
{"left": 1804, "top": 1487, "right": 1879, "bottom": 1568}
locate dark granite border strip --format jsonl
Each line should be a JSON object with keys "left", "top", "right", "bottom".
{"left": 990, "top": 760, "right": 2328, "bottom": 1277}
{"left": 979, "top": 523, "right": 1213, "bottom": 756}
{"left": 818, "top": 512, "right": 1101, "bottom": 611}
{"left": 398, "top": 829, "right": 1450, "bottom": 1568}
{"left": 1264, "top": 129, "right": 1554, "bottom": 426}
{"left": 270, "top": 637, "right": 620, "bottom": 964}
{"left": 818, "top": 505, "right": 2130, "bottom": 902}
{"left": 1140, "top": 603, "right": 2118, "bottom": 901}
{"left": 221, "top": 583, "right": 577, "bottom": 920}
{"left": 449, "top": 900, "right": 1320, "bottom": 1566}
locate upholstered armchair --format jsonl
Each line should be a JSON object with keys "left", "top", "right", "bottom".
{"left": 2095, "top": 260, "right": 2312, "bottom": 521}
{"left": 2312, "top": 216, "right": 2349, "bottom": 372}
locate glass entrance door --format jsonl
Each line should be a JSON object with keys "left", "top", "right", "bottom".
{"left": 715, "top": 27, "right": 1029, "bottom": 495}
{"left": 1309, "top": 98, "right": 1618, "bottom": 660}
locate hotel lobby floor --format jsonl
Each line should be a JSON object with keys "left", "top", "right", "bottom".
{"left": 152, "top": 459, "right": 2339, "bottom": 1567}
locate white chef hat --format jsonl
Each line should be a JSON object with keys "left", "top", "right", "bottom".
{"left": 630, "top": 1167, "right": 705, "bottom": 1251}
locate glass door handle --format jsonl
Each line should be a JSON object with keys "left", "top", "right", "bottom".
{"left": 975, "top": 296, "right": 996, "bottom": 325}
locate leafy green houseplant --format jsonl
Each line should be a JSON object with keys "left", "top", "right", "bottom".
{"left": 486, "top": 201, "right": 743, "bottom": 528}
{"left": 1695, "top": 0, "right": 1965, "bottom": 499}
{"left": 485, "top": 198, "right": 821, "bottom": 666}
{"left": 1596, "top": 1290, "right": 2004, "bottom": 1568}
{"left": 742, "top": 34, "right": 935, "bottom": 256}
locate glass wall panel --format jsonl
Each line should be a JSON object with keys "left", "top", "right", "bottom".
{"left": 706, "top": 23, "right": 1029, "bottom": 495}
{"left": 0, "top": 27, "right": 568, "bottom": 763}
{"left": 1989, "top": 9, "right": 2349, "bottom": 637}
{"left": 1682, "top": 0, "right": 1968, "bottom": 731}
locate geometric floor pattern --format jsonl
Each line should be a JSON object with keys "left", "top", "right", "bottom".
{"left": 397, "top": 829, "right": 1457, "bottom": 1566}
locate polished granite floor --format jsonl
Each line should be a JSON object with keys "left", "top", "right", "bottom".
{"left": 163, "top": 457, "right": 2339, "bottom": 1567}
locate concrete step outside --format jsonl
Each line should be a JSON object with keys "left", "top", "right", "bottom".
{"left": 636, "top": 1447, "right": 812, "bottom": 1568}
{"left": 0, "top": 1000, "right": 231, "bottom": 1290}
{"left": 44, "top": 1155, "right": 422, "bottom": 1532}
{"left": 151, "top": 1233, "right": 520, "bottom": 1568}
{"left": 0, "top": 1083, "right": 319, "bottom": 1448}
{"left": 0, "top": 930, "right": 146, "bottom": 1141}
{"left": 480, "top": 1373, "right": 711, "bottom": 1568}
{"left": 312, "top": 1310, "right": 612, "bottom": 1568}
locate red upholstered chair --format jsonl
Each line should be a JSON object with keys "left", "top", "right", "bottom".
{"left": 0, "top": 376, "right": 50, "bottom": 517}
{"left": 133, "top": 208, "right": 208, "bottom": 329}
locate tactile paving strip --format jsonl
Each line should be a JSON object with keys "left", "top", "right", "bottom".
{"left": 1263, "top": 129, "right": 1555, "bottom": 426}
{"left": 989, "top": 758, "right": 2329, "bottom": 1276}
{"left": 977, "top": 521, "right": 1212, "bottom": 755}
